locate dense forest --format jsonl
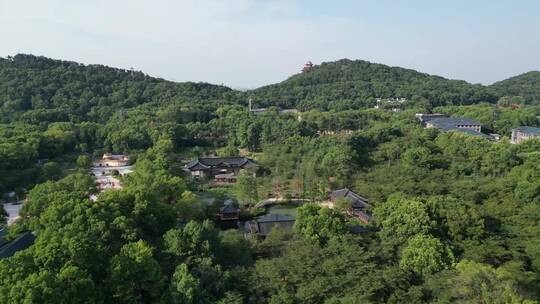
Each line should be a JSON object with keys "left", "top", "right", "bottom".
{"left": 1, "top": 54, "right": 540, "bottom": 303}
{"left": 492, "top": 71, "right": 540, "bottom": 104}
{"left": 0, "top": 54, "right": 235, "bottom": 124}
{"left": 250, "top": 59, "right": 500, "bottom": 110}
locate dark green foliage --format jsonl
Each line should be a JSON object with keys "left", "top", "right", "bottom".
{"left": 491, "top": 71, "right": 540, "bottom": 104}
{"left": 1, "top": 55, "right": 540, "bottom": 303}
{"left": 251, "top": 59, "right": 499, "bottom": 110}
{"left": 435, "top": 103, "right": 540, "bottom": 135}
{"left": 294, "top": 204, "right": 348, "bottom": 245}
{"left": 0, "top": 54, "right": 232, "bottom": 124}
{"left": 252, "top": 237, "right": 380, "bottom": 304}
{"left": 0, "top": 205, "right": 7, "bottom": 228}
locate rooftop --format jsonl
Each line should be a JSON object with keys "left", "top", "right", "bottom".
{"left": 102, "top": 153, "right": 129, "bottom": 160}
{"left": 514, "top": 126, "right": 540, "bottom": 135}
{"left": 256, "top": 214, "right": 295, "bottom": 223}
{"left": 0, "top": 231, "right": 35, "bottom": 259}
{"left": 330, "top": 188, "right": 371, "bottom": 209}
{"left": 428, "top": 117, "right": 481, "bottom": 131}
{"left": 246, "top": 214, "right": 296, "bottom": 236}
{"left": 220, "top": 200, "right": 239, "bottom": 214}
{"left": 0, "top": 228, "right": 7, "bottom": 248}
{"left": 185, "top": 157, "right": 255, "bottom": 170}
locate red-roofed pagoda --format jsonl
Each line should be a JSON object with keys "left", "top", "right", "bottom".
{"left": 302, "top": 61, "right": 314, "bottom": 73}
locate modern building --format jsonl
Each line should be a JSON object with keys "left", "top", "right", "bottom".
{"left": 425, "top": 117, "right": 482, "bottom": 133}
{"left": 184, "top": 157, "right": 256, "bottom": 178}
{"left": 415, "top": 113, "right": 449, "bottom": 125}
{"left": 417, "top": 114, "right": 498, "bottom": 140}
{"left": 511, "top": 126, "right": 540, "bottom": 144}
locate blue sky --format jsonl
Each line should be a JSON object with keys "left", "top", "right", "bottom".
{"left": 0, "top": 0, "right": 539, "bottom": 88}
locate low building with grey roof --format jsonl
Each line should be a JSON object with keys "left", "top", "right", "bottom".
{"left": 245, "top": 214, "right": 295, "bottom": 237}
{"left": 184, "top": 156, "right": 256, "bottom": 178}
{"left": 0, "top": 231, "right": 35, "bottom": 259}
{"left": 511, "top": 126, "right": 540, "bottom": 144}
{"left": 426, "top": 117, "right": 482, "bottom": 132}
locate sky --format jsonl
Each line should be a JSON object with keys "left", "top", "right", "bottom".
{"left": 0, "top": 0, "right": 539, "bottom": 89}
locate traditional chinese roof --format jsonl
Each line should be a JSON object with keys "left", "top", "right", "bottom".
{"left": 184, "top": 157, "right": 255, "bottom": 171}
{"left": 302, "top": 61, "right": 314, "bottom": 73}
{"left": 248, "top": 214, "right": 295, "bottom": 236}
{"left": 513, "top": 126, "right": 540, "bottom": 135}
{"left": 220, "top": 199, "right": 239, "bottom": 214}
{"left": 0, "top": 231, "right": 35, "bottom": 259}
{"left": 329, "top": 188, "right": 371, "bottom": 209}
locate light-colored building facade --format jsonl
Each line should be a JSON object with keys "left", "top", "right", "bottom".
{"left": 97, "top": 153, "right": 130, "bottom": 167}
{"left": 511, "top": 126, "right": 540, "bottom": 144}
{"left": 425, "top": 117, "right": 482, "bottom": 133}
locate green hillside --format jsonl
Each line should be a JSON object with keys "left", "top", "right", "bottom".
{"left": 0, "top": 54, "right": 233, "bottom": 124}
{"left": 1, "top": 54, "right": 540, "bottom": 303}
{"left": 0, "top": 55, "right": 509, "bottom": 121}
{"left": 491, "top": 71, "right": 540, "bottom": 104}
{"left": 249, "top": 59, "right": 499, "bottom": 110}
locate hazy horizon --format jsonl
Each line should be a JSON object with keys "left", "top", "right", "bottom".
{"left": 1, "top": 0, "right": 539, "bottom": 88}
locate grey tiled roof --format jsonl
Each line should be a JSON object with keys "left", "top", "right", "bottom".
{"left": 514, "top": 126, "right": 540, "bottom": 135}
{"left": 428, "top": 117, "right": 481, "bottom": 131}
{"left": 256, "top": 214, "right": 295, "bottom": 223}
{"left": 0, "top": 228, "right": 7, "bottom": 248}
{"left": 185, "top": 157, "right": 255, "bottom": 170}
{"left": 219, "top": 200, "right": 240, "bottom": 213}
{"left": 330, "top": 188, "right": 371, "bottom": 209}
{"left": 249, "top": 214, "right": 295, "bottom": 236}
{"left": 0, "top": 231, "right": 35, "bottom": 259}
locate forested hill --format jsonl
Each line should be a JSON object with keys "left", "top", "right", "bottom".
{"left": 0, "top": 54, "right": 233, "bottom": 124}
{"left": 249, "top": 59, "right": 499, "bottom": 111}
{"left": 491, "top": 71, "right": 540, "bottom": 104}
{"left": 2, "top": 54, "right": 534, "bottom": 122}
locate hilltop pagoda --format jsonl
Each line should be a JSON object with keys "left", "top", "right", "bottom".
{"left": 302, "top": 61, "right": 314, "bottom": 73}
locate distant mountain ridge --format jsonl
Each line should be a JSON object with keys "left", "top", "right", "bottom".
{"left": 0, "top": 54, "right": 232, "bottom": 123}
{"left": 1, "top": 54, "right": 538, "bottom": 123}
{"left": 490, "top": 71, "right": 540, "bottom": 104}
{"left": 248, "top": 59, "right": 500, "bottom": 111}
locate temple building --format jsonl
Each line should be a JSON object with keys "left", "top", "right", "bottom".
{"left": 302, "top": 61, "right": 314, "bottom": 73}
{"left": 184, "top": 157, "right": 256, "bottom": 178}
{"left": 329, "top": 188, "right": 372, "bottom": 224}
{"left": 96, "top": 153, "right": 130, "bottom": 167}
